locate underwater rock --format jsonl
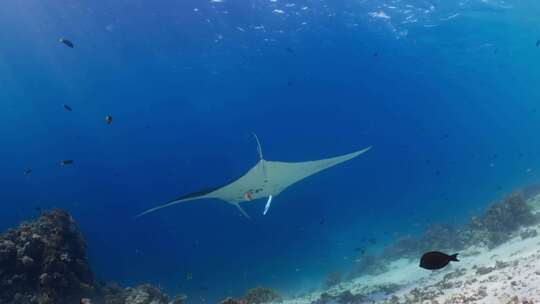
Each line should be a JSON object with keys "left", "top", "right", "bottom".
{"left": 381, "top": 191, "right": 539, "bottom": 263}
{"left": 522, "top": 182, "right": 540, "bottom": 200}
{"left": 243, "top": 287, "right": 282, "bottom": 304}
{"left": 99, "top": 284, "right": 186, "bottom": 304}
{"left": 475, "top": 266, "right": 495, "bottom": 275}
{"left": 381, "top": 225, "right": 466, "bottom": 262}
{"left": 123, "top": 284, "right": 169, "bottom": 304}
{"left": 323, "top": 271, "right": 342, "bottom": 288}
{"left": 0, "top": 209, "right": 95, "bottom": 304}
{"left": 466, "top": 192, "right": 539, "bottom": 248}
{"left": 380, "top": 235, "right": 419, "bottom": 261}
{"left": 520, "top": 228, "right": 538, "bottom": 240}
{"left": 311, "top": 291, "right": 365, "bottom": 304}
{"left": 347, "top": 254, "right": 388, "bottom": 279}
{"left": 418, "top": 224, "right": 465, "bottom": 253}
{"left": 219, "top": 298, "right": 247, "bottom": 304}
{"left": 0, "top": 210, "right": 187, "bottom": 304}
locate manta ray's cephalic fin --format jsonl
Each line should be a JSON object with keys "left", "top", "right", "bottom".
{"left": 252, "top": 132, "right": 268, "bottom": 181}
{"left": 235, "top": 204, "right": 251, "bottom": 219}
{"left": 252, "top": 132, "right": 264, "bottom": 161}
{"left": 263, "top": 195, "right": 273, "bottom": 215}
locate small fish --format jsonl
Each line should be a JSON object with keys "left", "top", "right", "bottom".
{"left": 354, "top": 247, "right": 365, "bottom": 255}
{"left": 60, "top": 160, "right": 74, "bottom": 166}
{"left": 420, "top": 251, "right": 459, "bottom": 270}
{"left": 63, "top": 104, "right": 73, "bottom": 112}
{"left": 536, "top": 40, "right": 540, "bottom": 47}
{"left": 368, "top": 238, "right": 377, "bottom": 245}
{"left": 24, "top": 169, "right": 32, "bottom": 175}
{"left": 59, "top": 38, "right": 74, "bottom": 48}
{"left": 105, "top": 114, "right": 113, "bottom": 125}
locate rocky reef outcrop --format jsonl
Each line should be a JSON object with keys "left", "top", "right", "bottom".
{"left": 101, "top": 284, "right": 186, "bottom": 304}
{"left": 0, "top": 209, "right": 95, "bottom": 304}
{"left": 347, "top": 254, "right": 388, "bottom": 279}
{"left": 219, "top": 287, "right": 282, "bottom": 304}
{"left": 336, "top": 191, "right": 540, "bottom": 282}
{"left": 310, "top": 291, "right": 366, "bottom": 304}
{"left": 0, "top": 209, "right": 185, "bottom": 304}
{"left": 465, "top": 192, "right": 538, "bottom": 248}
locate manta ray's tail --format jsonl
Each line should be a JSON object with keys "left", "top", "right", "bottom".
{"left": 134, "top": 198, "right": 197, "bottom": 219}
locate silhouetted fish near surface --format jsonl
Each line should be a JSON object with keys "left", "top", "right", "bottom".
{"left": 24, "top": 169, "right": 32, "bottom": 175}
{"left": 63, "top": 104, "right": 72, "bottom": 112}
{"left": 59, "top": 38, "right": 74, "bottom": 48}
{"left": 420, "top": 251, "right": 459, "bottom": 270}
{"left": 60, "top": 160, "right": 74, "bottom": 166}
{"left": 105, "top": 114, "right": 113, "bottom": 125}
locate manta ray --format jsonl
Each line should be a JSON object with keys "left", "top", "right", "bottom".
{"left": 136, "top": 134, "right": 371, "bottom": 219}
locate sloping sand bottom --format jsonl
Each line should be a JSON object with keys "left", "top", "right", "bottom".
{"left": 279, "top": 212, "right": 540, "bottom": 303}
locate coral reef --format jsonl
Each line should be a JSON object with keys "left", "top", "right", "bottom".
{"left": 521, "top": 182, "right": 540, "bottom": 200}
{"left": 243, "top": 287, "right": 282, "bottom": 304}
{"left": 465, "top": 192, "right": 538, "bottom": 248}
{"left": 219, "top": 297, "right": 247, "bottom": 304}
{"left": 0, "top": 209, "right": 186, "bottom": 304}
{"left": 380, "top": 236, "right": 419, "bottom": 261}
{"left": 382, "top": 224, "right": 465, "bottom": 262}
{"left": 102, "top": 284, "right": 185, "bottom": 304}
{"left": 310, "top": 291, "right": 366, "bottom": 304}
{"left": 323, "top": 271, "right": 342, "bottom": 288}
{"left": 0, "top": 209, "right": 95, "bottom": 304}
{"left": 347, "top": 254, "right": 388, "bottom": 279}
{"left": 417, "top": 224, "right": 465, "bottom": 252}
{"left": 381, "top": 192, "right": 539, "bottom": 263}
{"left": 219, "top": 287, "right": 282, "bottom": 304}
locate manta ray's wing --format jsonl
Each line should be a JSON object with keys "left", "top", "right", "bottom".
{"left": 135, "top": 161, "right": 267, "bottom": 219}
{"left": 263, "top": 146, "right": 372, "bottom": 196}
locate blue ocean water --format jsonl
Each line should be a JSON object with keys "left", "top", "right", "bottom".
{"left": 2, "top": 0, "right": 540, "bottom": 302}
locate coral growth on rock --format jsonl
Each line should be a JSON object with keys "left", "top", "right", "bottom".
{"left": 219, "top": 297, "right": 247, "bottom": 304}
{"left": 381, "top": 192, "right": 539, "bottom": 263}
{"left": 102, "top": 284, "right": 185, "bottom": 304}
{"left": 220, "top": 287, "right": 282, "bottom": 304}
{"left": 330, "top": 190, "right": 540, "bottom": 292}
{"left": 465, "top": 192, "right": 538, "bottom": 248}
{"left": 347, "top": 254, "right": 388, "bottom": 279}
{"left": 323, "top": 271, "right": 342, "bottom": 288}
{"left": 0, "top": 209, "right": 95, "bottom": 304}
{"left": 243, "top": 287, "right": 282, "bottom": 304}
{"left": 0, "top": 209, "right": 186, "bottom": 304}
{"left": 311, "top": 291, "right": 366, "bottom": 304}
